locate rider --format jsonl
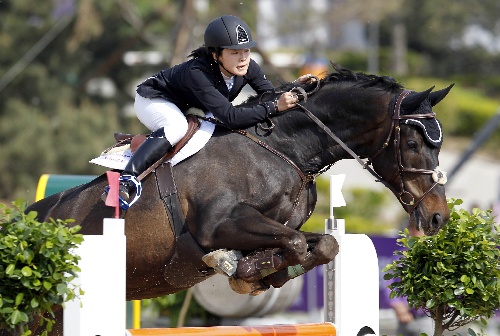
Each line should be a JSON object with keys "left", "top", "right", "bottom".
{"left": 103, "top": 15, "right": 313, "bottom": 209}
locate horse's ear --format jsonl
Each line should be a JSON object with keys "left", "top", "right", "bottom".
{"left": 429, "top": 83, "right": 455, "bottom": 106}
{"left": 402, "top": 86, "right": 434, "bottom": 110}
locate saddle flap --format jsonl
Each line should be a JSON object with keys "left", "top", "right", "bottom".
{"left": 130, "top": 134, "right": 147, "bottom": 153}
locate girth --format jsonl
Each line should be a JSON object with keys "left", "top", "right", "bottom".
{"left": 154, "top": 163, "right": 216, "bottom": 288}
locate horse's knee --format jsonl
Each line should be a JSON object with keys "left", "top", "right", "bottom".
{"left": 194, "top": 231, "right": 217, "bottom": 252}
{"left": 313, "top": 234, "right": 339, "bottom": 264}
{"left": 282, "top": 232, "right": 307, "bottom": 264}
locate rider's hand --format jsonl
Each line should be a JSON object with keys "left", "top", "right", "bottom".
{"left": 276, "top": 91, "right": 299, "bottom": 112}
{"left": 294, "top": 73, "right": 317, "bottom": 84}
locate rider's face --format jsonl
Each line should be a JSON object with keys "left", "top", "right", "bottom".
{"left": 215, "top": 48, "right": 251, "bottom": 77}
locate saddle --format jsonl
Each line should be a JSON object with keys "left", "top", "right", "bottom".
{"left": 112, "top": 114, "right": 200, "bottom": 181}
{"left": 114, "top": 114, "right": 201, "bottom": 155}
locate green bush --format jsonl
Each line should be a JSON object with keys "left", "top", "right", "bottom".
{"left": 0, "top": 200, "right": 83, "bottom": 335}
{"left": 384, "top": 198, "right": 500, "bottom": 336}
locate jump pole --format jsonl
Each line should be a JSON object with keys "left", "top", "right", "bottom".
{"left": 325, "top": 174, "right": 379, "bottom": 335}
{"left": 126, "top": 323, "right": 336, "bottom": 336}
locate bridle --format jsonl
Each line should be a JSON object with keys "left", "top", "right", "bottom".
{"left": 291, "top": 85, "right": 447, "bottom": 215}
{"left": 365, "top": 90, "right": 446, "bottom": 214}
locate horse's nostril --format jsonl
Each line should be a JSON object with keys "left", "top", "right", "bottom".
{"left": 432, "top": 213, "right": 443, "bottom": 229}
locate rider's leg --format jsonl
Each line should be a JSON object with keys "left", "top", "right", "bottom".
{"left": 103, "top": 94, "right": 188, "bottom": 208}
{"left": 117, "top": 128, "right": 172, "bottom": 203}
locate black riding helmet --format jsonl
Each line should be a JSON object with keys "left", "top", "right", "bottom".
{"left": 204, "top": 15, "right": 257, "bottom": 50}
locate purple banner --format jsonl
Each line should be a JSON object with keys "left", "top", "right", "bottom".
{"left": 288, "top": 235, "right": 400, "bottom": 312}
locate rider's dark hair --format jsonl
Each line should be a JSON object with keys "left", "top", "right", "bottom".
{"left": 189, "top": 46, "right": 221, "bottom": 60}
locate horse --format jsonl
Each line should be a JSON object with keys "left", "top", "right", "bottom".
{"left": 22, "top": 64, "right": 452, "bottom": 335}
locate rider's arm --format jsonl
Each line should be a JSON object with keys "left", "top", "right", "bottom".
{"left": 187, "top": 66, "right": 278, "bottom": 128}
{"left": 246, "top": 59, "right": 275, "bottom": 94}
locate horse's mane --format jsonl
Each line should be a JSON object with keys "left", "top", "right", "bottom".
{"left": 244, "top": 63, "right": 403, "bottom": 105}
{"left": 319, "top": 63, "right": 403, "bottom": 91}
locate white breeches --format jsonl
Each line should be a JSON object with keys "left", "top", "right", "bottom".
{"left": 134, "top": 93, "right": 189, "bottom": 145}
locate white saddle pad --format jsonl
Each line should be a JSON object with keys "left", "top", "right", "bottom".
{"left": 90, "top": 112, "right": 215, "bottom": 169}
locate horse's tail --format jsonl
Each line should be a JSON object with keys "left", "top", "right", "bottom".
{"left": 26, "top": 174, "right": 107, "bottom": 223}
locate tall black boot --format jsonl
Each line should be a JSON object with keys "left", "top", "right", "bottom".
{"left": 122, "top": 135, "right": 173, "bottom": 179}
{"left": 102, "top": 131, "right": 172, "bottom": 209}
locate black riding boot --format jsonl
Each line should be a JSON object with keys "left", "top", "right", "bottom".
{"left": 102, "top": 131, "right": 172, "bottom": 209}
{"left": 122, "top": 136, "right": 172, "bottom": 182}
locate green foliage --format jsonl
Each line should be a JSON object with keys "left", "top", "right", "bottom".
{"left": 384, "top": 199, "right": 500, "bottom": 335}
{"left": 0, "top": 200, "right": 83, "bottom": 335}
{"left": 328, "top": 50, "right": 368, "bottom": 72}
{"left": 0, "top": 0, "right": 149, "bottom": 201}
{"left": 0, "top": 94, "right": 124, "bottom": 200}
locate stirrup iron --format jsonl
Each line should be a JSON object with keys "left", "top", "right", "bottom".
{"left": 117, "top": 175, "right": 142, "bottom": 210}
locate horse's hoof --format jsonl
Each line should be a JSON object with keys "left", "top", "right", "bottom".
{"left": 228, "top": 277, "right": 269, "bottom": 295}
{"left": 202, "top": 249, "right": 242, "bottom": 276}
{"left": 236, "top": 249, "right": 284, "bottom": 282}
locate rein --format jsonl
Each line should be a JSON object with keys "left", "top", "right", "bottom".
{"left": 198, "top": 117, "right": 316, "bottom": 226}
{"left": 233, "top": 129, "right": 315, "bottom": 225}
{"left": 292, "top": 87, "right": 446, "bottom": 215}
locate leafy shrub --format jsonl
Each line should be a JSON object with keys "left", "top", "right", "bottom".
{"left": 384, "top": 199, "right": 500, "bottom": 336}
{"left": 0, "top": 200, "right": 83, "bottom": 335}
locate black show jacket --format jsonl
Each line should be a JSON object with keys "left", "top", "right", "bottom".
{"left": 136, "top": 56, "right": 276, "bottom": 129}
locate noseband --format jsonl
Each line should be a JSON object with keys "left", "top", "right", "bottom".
{"left": 293, "top": 87, "right": 447, "bottom": 215}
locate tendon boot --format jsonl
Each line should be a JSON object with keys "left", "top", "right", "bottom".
{"left": 102, "top": 128, "right": 173, "bottom": 210}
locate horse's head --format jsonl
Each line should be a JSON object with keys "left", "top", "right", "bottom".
{"left": 370, "top": 85, "right": 454, "bottom": 235}
{"left": 245, "top": 66, "right": 453, "bottom": 236}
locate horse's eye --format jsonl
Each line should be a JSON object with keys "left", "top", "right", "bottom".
{"left": 407, "top": 140, "right": 418, "bottom": 149}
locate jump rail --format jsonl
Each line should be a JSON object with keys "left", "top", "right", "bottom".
{"left": 126, "top": 323, "right": 336, "bottom": 336}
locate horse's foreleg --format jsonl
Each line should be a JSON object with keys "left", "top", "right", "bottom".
{"left": 235, "top": 248, "right": 289, "bottom": 282}
{"left": 262, "top": 232, "right": 339, "bottom": 288}
{"left": 196, "top": 203, "right": 309, "bottom": 267}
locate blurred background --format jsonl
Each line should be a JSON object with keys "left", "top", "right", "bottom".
{"left": 2, "top": 0, "right": 500, "bottom": 333}
{"left": 2, "top": 0, "right": 500, "bottom": 221}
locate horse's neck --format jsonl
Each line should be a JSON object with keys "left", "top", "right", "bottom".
{"left": 255, "top": 91, "right": 391, "bottom": 174}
